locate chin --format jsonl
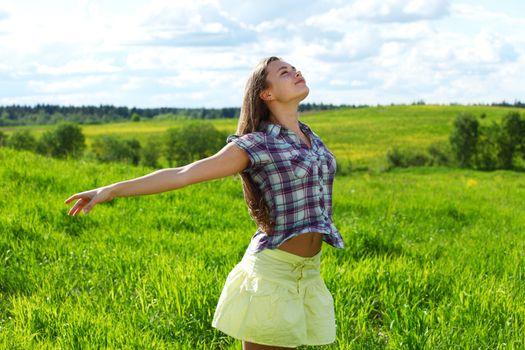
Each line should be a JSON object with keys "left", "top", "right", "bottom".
{"left": 298, "top": 86, "right": 310, "bottom": 102}
{"left": 282, "top": 86, "right": 310, "bottom": 103}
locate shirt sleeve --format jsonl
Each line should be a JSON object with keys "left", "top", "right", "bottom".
{"left": 226, "top": 132, "right": 270, "bottom": 172}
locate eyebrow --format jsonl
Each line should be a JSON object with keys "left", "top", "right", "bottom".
{"left": 278, "top": 65, "right": 296, "bottom": 73}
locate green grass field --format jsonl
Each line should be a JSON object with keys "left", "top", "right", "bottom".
{"left": 1, "top": 105, "right": 524, "bottom": 349}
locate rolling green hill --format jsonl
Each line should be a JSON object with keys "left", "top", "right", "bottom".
{"left": 2, "top": 104, "right": 523, "bottom": 171}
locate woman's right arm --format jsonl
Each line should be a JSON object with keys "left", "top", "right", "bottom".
{"left": 64, "top": 142, "right": 249, "bottom": 216}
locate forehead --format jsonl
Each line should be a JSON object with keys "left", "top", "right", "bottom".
{"left": 267, "top": 60, "right": 294, "bottom": 74}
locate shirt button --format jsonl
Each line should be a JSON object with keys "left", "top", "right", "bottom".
{"left": 319, "top": 187, "right": 323, "bottom": 192}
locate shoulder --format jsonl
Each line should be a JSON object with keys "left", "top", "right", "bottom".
{"left": 226, "top": 131, "right": 267, "bottom": 145}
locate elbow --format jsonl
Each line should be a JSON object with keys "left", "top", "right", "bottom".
{"left": 160, "top": 167, "right": 189, "bottom": 191}
{"left": 173, "top": 166, "right": 192, "bottom": 189}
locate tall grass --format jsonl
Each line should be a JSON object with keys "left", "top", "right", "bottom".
{"left": 1, "top": 105, "right": 524, "bottom": 348}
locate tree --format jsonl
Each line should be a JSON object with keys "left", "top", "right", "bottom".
{"left": 131, "top": 113, "right": 141, "bottom": 122}
{"left": 36, "top": 122, "right": 86, "bottom": 159}
{"left": 449, "top": 113, "right": 479, "bottom": 168}
{"left": 496, "top": 112, "right": 524, "bottom": 169}
{"left": 164, "top": 121, "right": 226, "bottom": 167}
{"left": 7, "top": 130, "right": 37, "bottom": 151}
{"left": 141, "top": 137, "right": 161, "bottom": 168}
{"left": 0, "top": 131, "right": 7, "bottom": 147}
{"left": 125, "top": 139, "right": 141, "bottom": 165}
{"left": 474, "top": 122, "right": 500, "bottom": 170}
{"left": 91, "top": 135, "right": 142, "bottom": 165}
{"left": 427, "top": 141, "right": 451, "bottom": 166}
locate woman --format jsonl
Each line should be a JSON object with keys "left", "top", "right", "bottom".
{"left": 64, "top": 56, "right": 345, "bottom": 349}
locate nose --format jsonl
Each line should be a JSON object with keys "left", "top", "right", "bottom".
{"left": 295, "top": 70, "right": 302, "bottom": 77}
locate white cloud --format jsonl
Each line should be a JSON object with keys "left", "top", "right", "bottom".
{"left": 158, "top": 71, "right": 222, "bottom": 89}
{"left": 130, "top": 0, "right": 255, "bottom": 47}
{"left": 450, "top": 3, "right": 525, "bottom": 25}
{"left": 379, "top": 21, "right": 436, "bottom": 41}
{"left": 0, "top": 91, "right": 114, "bottom": 106}
{"left": 216, "top": 0, "right": 331, "bottom": 26}
{"left": 125, "top": 47, "right": 250, "bottom": 74}
{"left": 458, "top": 31, "right": 519, "bottom": 64}
{"left": 0, "top": 9, "right": 8, "bottom": 21}
{"left": 306, "top": 0, "right": 450, "bottom": 27}
{"left": 36, "top": 58, "right": 122, "bottom": 75}
{"left": 311, "top": 28, "right": 382, "bottom": 62}
{"left": 0, "top": 0, "right": 523, "bottom": 107}
{"left": 126, "top": 50, "right": 176, "bottom": 71}
{"left": 28, "top": 75, "right": 116, "bottom": 93}
{"left": 152, "top": 91, "right": 207, "bottom": 104}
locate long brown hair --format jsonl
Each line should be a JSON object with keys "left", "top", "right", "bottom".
{"left": 235, "top": 56, "right": 281, "bottom": 234}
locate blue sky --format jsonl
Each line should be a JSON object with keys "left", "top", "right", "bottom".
{"left": 0, "top": 0, "right": 523, "bottom": 108}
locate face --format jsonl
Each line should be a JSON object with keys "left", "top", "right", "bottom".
{"left": 261, "top": 60, "right": 309, "bottom": 104}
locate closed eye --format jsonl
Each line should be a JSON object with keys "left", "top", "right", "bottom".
{"left": 279, "top": 66, "right": 296, "bottom": 76}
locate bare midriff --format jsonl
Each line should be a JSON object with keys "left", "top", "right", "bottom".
{"left": 277, "top": 231, "right": 322, "bottom": 257}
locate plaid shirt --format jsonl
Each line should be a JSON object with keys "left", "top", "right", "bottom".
{"left": 226, "top": 119, "right": 345, "bottom": 254}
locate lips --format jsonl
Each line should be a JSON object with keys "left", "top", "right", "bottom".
{"left": 295, "top": 78, "right": 306, "bottom": 85}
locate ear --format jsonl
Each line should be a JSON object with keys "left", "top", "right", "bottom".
{"left": 259, "top": 89, "right": 273, "bottom": 102}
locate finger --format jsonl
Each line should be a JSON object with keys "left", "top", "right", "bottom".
{"left": 73, "top": 206, "right": 84, "bottom": 216}
{"left": 68, "top": 203, "right": 82, "bottom": 216}
{"left": 82, "top": 198, "right": 97, "bottom": 214}
{"left": 68, "top": 198, "right": 87, "bottom": 216}
{"left": 71, "top": 201, "right": 84, "bottom": 216}
{"left": 65, "top": 194, "right": 84, "bottom": 204}
{"left": 67, "top": 200, "right": 79, "bottom": 216}
{"left": 68, "top": 207, "right": 77, "bottom": 216}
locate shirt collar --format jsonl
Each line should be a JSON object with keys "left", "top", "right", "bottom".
{"left": 260, "top": 119, "right": 311, "bottom": 138}
{"left": 259, "top": 119, "right": 317, "bottom": 151}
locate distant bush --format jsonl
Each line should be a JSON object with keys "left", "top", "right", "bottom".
{"left": 427, "top": 141, "right": 451, "bottom": 166}
{"left": 91, "top": 135, "right": 142, "bottom": 165}
{"left": 386, "top": 146, "right": 430, "bottom": 169}
{"left": 473, "top": 122, "right": 500, "bottom": 170}
{"left": 336, "top": 158, "right": 353, "bottom": 176}
{"left": 7, "top": 130, "right": 37, "bottom": 151}
{"left": 383, "top": 111, "right": 525, "bottom": 172}
{"left": 141, "top": 137, "right": 162, "bottom": 168}
{"left": 131, "top": 113, "right": 141, "bottom": 122}
{"left": 0, "top": 130, "right": 7, "bottom": 147}
{"left": 36, "top": 122, "right": 86, "bottom": 159}
{"left": 496, "top": 112, "right": 525, "bottom": 169}
{"left": 449, "top": 113, "right": 479, "bottom": 168}
{"left": 463, "top": 111, "right": 525, "bottom": 170}
{"left": 164, "top": 121, "right": 226, "bottom": 167}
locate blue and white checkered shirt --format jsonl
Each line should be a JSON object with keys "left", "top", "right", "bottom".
{"left": 226, "top": 119, "right": 345, "bottom": 254}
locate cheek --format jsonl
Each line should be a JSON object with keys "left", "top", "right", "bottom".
{"left": 273, "top": 80, "right": 294, "bottom": 97}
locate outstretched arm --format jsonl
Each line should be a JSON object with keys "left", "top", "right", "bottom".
{"left": 64, "top": 142, "right": 249, "bottom": 216}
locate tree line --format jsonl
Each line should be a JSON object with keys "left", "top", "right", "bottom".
{"left": 0, "top": 103, "right": 353, "bottom": 127}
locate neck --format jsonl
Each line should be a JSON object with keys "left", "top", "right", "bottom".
{"left": 267, "top": 102, "right": 300, "bottom": 131}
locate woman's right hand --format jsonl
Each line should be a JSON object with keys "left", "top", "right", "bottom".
{"left": 64, "top": 186, "right": 116, "bottom": 216}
